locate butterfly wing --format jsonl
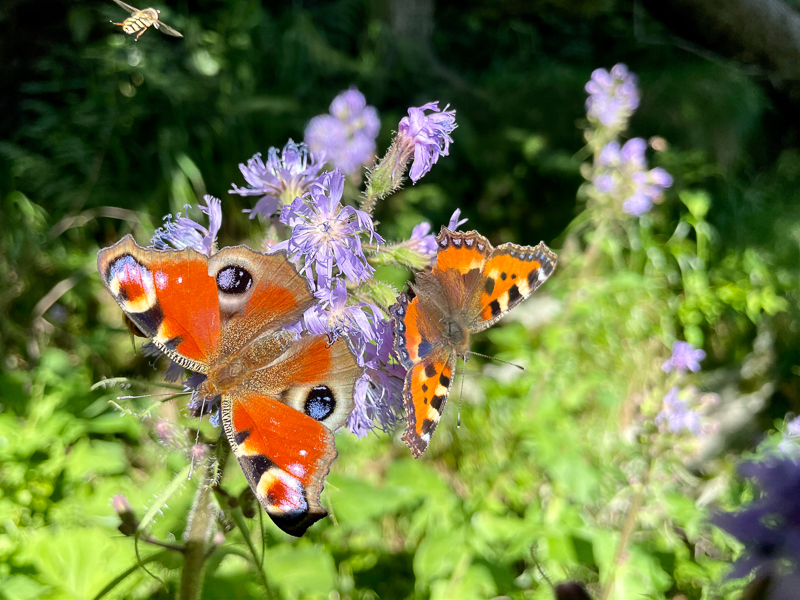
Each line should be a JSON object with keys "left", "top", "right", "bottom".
{"left": 429, "top": 228, "right": 494, "bottom": 311}
{"left": 97, "top": 235, "right": 220, "bottom": 372}
{"left": 470, "top": 241, "right": 557, "bottom": 331}
{"left": 224, "top": 335, "right": 361, "bottom": 536}
{"left": 391, "top": 290, "right": 456, "bottom": 458}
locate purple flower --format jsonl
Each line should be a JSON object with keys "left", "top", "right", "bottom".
{"left": 305, "top": 87, "right": 380, "bottom": 178}
{"left": 585, "top": 64, "right": 640, "bottom": 130}
{"left": 713, "top": 457, "right": 800, "bottom": 580}
{"left": 593, "top": 138, "right": 673, "bottom": 217}
{"left": 662, "top": 341, "right": 706, "bottom": 374}
{"left": 779, "top": 416, "right": 800, "bottom": 455}
{"left": 350, "top": 364, "right": 405, "bottom": 438}
{"left": 303, "top": 279, "right": 385, "bottom": 360}
{"left": 404, "top": 221, "right": 438, "bottom": 256}
{"left": 447, "top": 208, "right": 468, "bottom": 231}
{"left": 655, "top": 386, "right": 702, "bottom": 435}
{"left": 230, "top": 140, "right": 325, "bottom": 219}
{"left": 151, "top": 195, "right": 222, "bottom": 256}
{"left": 348, "top": 318, "right": 405, "bottom": 437}
{"left": 274, "top": 170, "right": 384, "bottom": 286}
{"left": 403, "top": 209, "right": 468, "bottom": 256}
{"left": 396, "top": 102, "right": 457, "bottom": 183}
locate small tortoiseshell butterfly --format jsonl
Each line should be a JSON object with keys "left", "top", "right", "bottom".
{"left": 390, "top": 227, "right": 557, "bottom": 457}
{"left": 98, "top": 235, "right": 362, "bottom": 536}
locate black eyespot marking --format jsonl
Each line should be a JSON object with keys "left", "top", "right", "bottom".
{"left": 527, "top": 269, "right": 538, "bottom": 288}
{"left": 425, "top": 363, "right": 437, "bottom": 378}
{"left": 511, "top": 274, "right": 517, "bottom": 279}
{"left": 304, "top": 386, "right": 336, "bottom": 421}
{"left": 422, "top": 384, "right": 428, "bottom": 392}
{"left": 488, "top": 299, "right": 502, "bottom": 318}
{"left": 501, "top": 272, "right": 507, "bottom": 281}
{"left": 508, "top": 284, "right": 522, "bottom": 304}
{"left": 217, "top": 265, "right": 253, "bottom": 294}
{"left": 421, "top": 418, "right": 436, "bottom": 434}
{"left": 439, "top": 373, "right": 450, "bottom": 388}
{"left": 431, "top": 395, "right": 446, "bottom": 412}
{"left": 484, "top": 278, "right": 495, "bottom": 295}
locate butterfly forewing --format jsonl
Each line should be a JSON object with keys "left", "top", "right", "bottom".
{"left": 97, "top": 235, "right": 220, "bottom": 373}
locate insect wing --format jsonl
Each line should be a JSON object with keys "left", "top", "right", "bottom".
{"left": 155, "top": 20, "right": 183, "bottom": 37}
{"left": 112, "top": 0, "right": 140, "bottom": 15}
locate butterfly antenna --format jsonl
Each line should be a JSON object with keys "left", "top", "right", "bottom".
{"left": 457, "top": 355, "right": 468, "bottom": 428}
{"left": 116, "top": 391, "right": 192, "bottom": 400}
{"left": 465, "top": 351, "right": 525, "bottom": 371}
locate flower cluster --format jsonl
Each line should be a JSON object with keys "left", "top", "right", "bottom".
{"left": 274, "top": 170, "right": 383, "bottom": 287}
{"left": 585, "top": 64, "right": 640, "bottom": 131}
{"left": 230, "top": 140, "right": 325, "bottom": 219}
{"left": 150, "top": 195, "right": 222, "bottom": 256}
{"left": 583, "top": 64, "right": 673, "bottom": 219}
{"left": 592, "top": 138, "right": 673, "bottom": 217}
{"left": 305, "top": 87, "right": 380, "bottom": 178}
{"left": 654, "top": 342, "right": 716, "bottom": 437}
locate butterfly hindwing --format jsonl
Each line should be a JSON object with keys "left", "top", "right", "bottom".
{"left": 97, "top": 235, "right": 220, "bottom": 373}
{"left": 474, "top": 242, "right": 557, "bottom": 331}
{"left": 400, "top": 346, "right": 457, "bottom": 458}
{"left": 223, "top": 388, "right": 337, "bottom": 536}
{"left": 225, "top": 335, "right": 361, "bottom": 536}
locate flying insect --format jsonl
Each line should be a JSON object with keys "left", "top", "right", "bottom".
{"left": 110, "top": 0, "right": 183, "bottom": 40}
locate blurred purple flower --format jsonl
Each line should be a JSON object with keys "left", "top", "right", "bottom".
{"left": 593, "top": 138, "right": 673, "bottom": 217}
{"left": 274, "top": 170, "right": 384, "bottom": 286}
{"left": 779, "top": 416, "right": 800, "bottom": 455}
{"left": 662, "top": 341, "right": 706, "bottom": 374}
{"left": 305, "top": 87, "right": 380, "bottom": 178}
{"left": 396, "top": 102, "right": 457, "bottom": 183}
{"left": 230, "top": 140, "right": 325, "bottom": 219}
{"left": 585, "top": 63, "right": 640, "bottom": 130}
{"left": 655, "top": 386, "right": 702, "bottom": 435}
{"left": 405, "top": 222, "right": 438, "bottom": 255}
{"left": 151, "top": 195, "right": 221, "bottom": 256}
{"left": 713, "top": 457, "right": 800, "bottom": 580}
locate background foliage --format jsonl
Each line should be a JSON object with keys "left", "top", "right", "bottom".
{"left": 1, "top": 0, "right": 798, "bottom": 598}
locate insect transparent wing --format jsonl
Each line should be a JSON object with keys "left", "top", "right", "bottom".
{"left": 112, "top": 0, "right": 140, "bottom": 15}
{"left": 155, "top": 20, "right": 183, "bottom": 37}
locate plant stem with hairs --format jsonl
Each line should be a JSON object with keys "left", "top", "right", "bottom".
{"left": 179, "top": 450, "right": 220, "bottom": 599}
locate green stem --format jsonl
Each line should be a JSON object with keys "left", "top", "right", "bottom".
{"left": 179, "top": 456, "right": 217, "bottom": 600}
{"left": 599, "top": 459, "right": 653, "bottom": 600}
{"left": 231, "top": 507, "right": 275, "bottom": 599}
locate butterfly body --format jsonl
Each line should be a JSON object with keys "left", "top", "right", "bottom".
{"left": 391, "top": 228, "right": 557, "bottom": 457}
{"left": 98, "top": 235, "right": 361, "bottom": 535}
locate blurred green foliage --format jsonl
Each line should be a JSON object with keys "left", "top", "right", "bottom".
{"left": 1, "top": 0, "right": 798, "bottom": 598}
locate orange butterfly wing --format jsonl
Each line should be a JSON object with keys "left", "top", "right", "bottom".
{"left": 391, "top": 292, "right": 456, "bottom": 458}
{"left": 98, "top": 236, "right": 361, "bottom": 536}
{"left": 473, "top": 241, "right": 557, "bottom": 330}
{"left": 98, "top": 235, "right": 220, "bottom": 372}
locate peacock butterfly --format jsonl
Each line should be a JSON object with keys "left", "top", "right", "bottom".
{"left": 390, "top": 227, "right": 557, "bottom": 457}
{"left": 97, "top": 235, "right": 362, "bottom": 536}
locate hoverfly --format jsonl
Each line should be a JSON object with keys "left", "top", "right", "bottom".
{"left": 110, "top": 0, "right": 183, "bottom": 40}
